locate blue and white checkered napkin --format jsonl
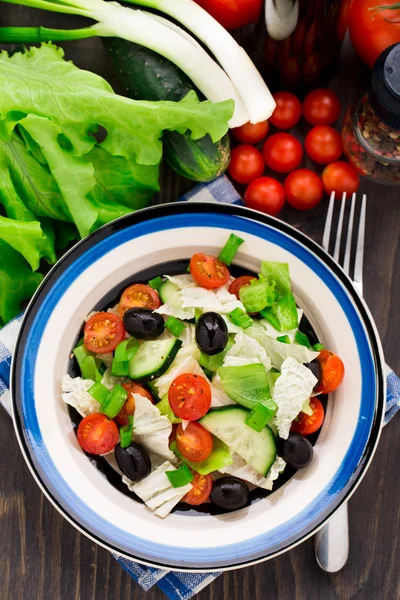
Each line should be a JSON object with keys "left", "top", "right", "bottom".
{"left": 0, "top": 175, "right": 399, "bottom": 600}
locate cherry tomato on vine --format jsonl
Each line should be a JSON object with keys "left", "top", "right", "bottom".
{"left": 263, "top": 133, "right": 303, "bottom": 173}
{"left": 284, "top": 169, "right": 323, "bottom": 210}
{"left": 305, "top": 126, "right": 343, "bottom": 164}
{"left": 269, "top": 92, "right": 302, "bottom": 130}
{"left": 228, "top": 145, "right": 265, "bottom": 184}
{"left": 244, "top": 177, "right": 285, "bottom": 216}
{"left": 322, "top": 162, "right": 360, "bottom": 196}
{"left": 231, "top": 121, "right": 269, "bottom": 144}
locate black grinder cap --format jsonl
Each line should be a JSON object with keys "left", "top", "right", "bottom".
{"left": 369, "top": 43, "right": 400, "bottom": 131}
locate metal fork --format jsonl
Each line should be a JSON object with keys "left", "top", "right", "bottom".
{"left": 314, "top": 191, "right": 367, "bottom": 572}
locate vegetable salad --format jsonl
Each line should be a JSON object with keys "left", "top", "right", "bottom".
{"left": 63, "top": 234, "right": 345, "bottom": 518}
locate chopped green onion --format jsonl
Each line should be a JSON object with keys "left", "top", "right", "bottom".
{"left": 76, "top": 337, "right": 84, "bottom": 347}
{"left": 195, "top": 308, "right": 203, "bottom": 321}
{"left": 165, "top": 316, "right": 186, "bottom": 337}
{"left": 245, "top": 402, "right": 276, "bottom": 432}
{"left": 295, "top": 331, "right": 311, "bottom": 348}
{"left": 165, "top": 464, "right": 194, "bottom": 488}
{"left": 80, "top": 356, "right": 102, "bottom": 382}
{"left": 218, "top": 233, "right": 244, "bottom": 266}
{"left": 100, "top": 384, "right": 128, "bottom": 419}
{"left": 227, "top": 307, "right": 253, "bottom": 329}
{"left": 88, "top": 382, "right": 110, "bottom": 403}
{"left": 73, "top": 343, "right": 91, "bottom": 367}
{"left": 276, "top": 335, "right": 291, "bottom": 344}
{"left": 239, "top": 279, "right": 276, "bottom": 313}
{"left": 313, "top": 343, "right": 324, "bottom": 352}
{"left": 111, "top": 359, "right": 129, "bottom": 377}
{"left": 202, "top": 367, "right": 214, "bottom": 380}
{"left": 114, "top": 338, "right": 139, "bottom": 362}
{"left": 148, "top": 275, "right": 163, "bottom": 291}
{"left": 186, "top": 263, "right": 191, "bottom": 273}
{"left": 120, "top": 415, "right": 134, "bottom": 448}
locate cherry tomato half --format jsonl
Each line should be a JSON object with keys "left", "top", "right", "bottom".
{"left": 322, "top": 161, "right": 360, "bottom": 196}
{"left": 316, "top": 350, "right": 345, "bottom": 394}
{"left": 176, "top": 421, "right": 214, "bottom": 463}
{"left": 244, "top": 176, "right": 285, "bottom": 216}
{"left": 228, "top": 144, "right": 265, "bottom": 184}
{"left": 263, "top": 133, "right": 303, "bottom": 173}
{"left": 115, "top": 382, "right": 154, "bottom": 426}
{"left": 302, "top": 89, "right": 342, "bottom": 126}
{"left": 118, "top": 284, "right": 161, "bottom": 318}
{"left": 229, "top": 275, "right": 256, "bottom": 300}
{"left": 77, "top": 413, "right": 119, "bottom": 455}
{"left": 182, "top": 472, "right": 213, "bottom": 505}
{"left": 84, "top": 312, "right": 125, "bottom": 354}
{"left": 169, "top": 373, "right": 212, "bottom": 421}
{"left": 190, "top": 252, "right": 230, "bottom": 289}
{"left": 231, "top": 121, "right": 269, "bottom": 144}
{"left": 305, "top": 125, "right": 343, "bottom": 165}
{"left": 284, "top": 169, "right": 323, "bottom": 210}
{"left": 291, "top": 397, "right": 325, "bottom": 436}
{"left": 269, "top": 92, "right": 302, "bottom": 130}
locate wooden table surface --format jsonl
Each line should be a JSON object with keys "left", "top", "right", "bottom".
{"left": 1, "top": 7, "right": 399, "bottom": 600}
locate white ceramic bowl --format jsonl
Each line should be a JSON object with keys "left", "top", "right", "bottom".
{"left": 11, "top": 202, "right": 385, "bottom": 571}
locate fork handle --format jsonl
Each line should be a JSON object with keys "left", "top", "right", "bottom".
{"left": 314, "top": 503, "right": 349, "bottom": 572}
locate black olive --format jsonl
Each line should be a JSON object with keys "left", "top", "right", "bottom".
{"left": 277, "top": 433, "right": 313, "bottom": 469}
{"left": 114, "top": 442, "right": 151, "bottom": 481}
{"left": 210, "top": 477, "right": 249, "bottom": 510}
{"left": 123, "top": 307, "right": 164, "bottom": 340}
{"left": 305, "top": 359, "right": 322, "bottom": 390}
{"left": 195, "top": 312, "right": 228, "bottom": 355}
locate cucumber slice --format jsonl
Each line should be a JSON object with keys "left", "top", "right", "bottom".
{"left": 159, "top": 280, "right": 179, "bottom": 304}
{"left": 200, "top": 406, "right": 276, "bottom": 476}
{"left": 128, "top": 337, "right": 182, "bottom": 381}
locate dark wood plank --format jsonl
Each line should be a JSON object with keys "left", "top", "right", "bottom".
{"left": 0, "top": 6, "right": 399, "bottom": 600}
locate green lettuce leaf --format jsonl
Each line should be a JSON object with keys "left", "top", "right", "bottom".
{"left": 260, "top": 261, "right": 291, "bottom": 296}
{"left": 0, "top": 214, "right": 56, "bottom": 270}
{"left": 170, "top": 438, "right": 232, "bottom": 475}
{"left": 218, "top": 363, "right": 274, "bottom": 410}
{"left": 0, "top": 240, "right": 42, "bottom": 323}
{"left": 239, "top": 278, "right": 276, "bottom": 313}
{"left": 259, "top": 261, "right": 298, "bottom": 332}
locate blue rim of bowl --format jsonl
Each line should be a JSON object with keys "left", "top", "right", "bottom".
{"left": 11, "top": 202, "right": 385, "bottom": 571}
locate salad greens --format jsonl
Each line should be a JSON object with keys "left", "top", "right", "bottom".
{"left": 218, "top": 363, "right": 274, "bottom": 409}
{"left": 0, "top": 43, "right": 233, "bottom": 325}
{"left": 170, "top": 438, "right": 233, "bottom": 476}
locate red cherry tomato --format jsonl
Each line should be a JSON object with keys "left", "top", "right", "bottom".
{"left": 291, "top": 397, "right": 325, "bottom": 436}
{"left": 322, "top": 161, "right": 360, "bottom": 196}
{"left": 263, "top": 133, "right": 303, "bottom": 173}
{"left": 118, "top": 283, "right": 161, "bottom": 318}
{"left": 284, "top": 169, "right": 324, "bottom": 210}
{"left": 302, "top": 89, "right": 342, "bottom": 126}
{"left": 302, "top": 53, "right": 322, "bottom": 87}
{"left": 190, "top": 252, "right": 230, "bottom": 289}
{"left": 194, "top": 0, "right": 263, "bottom": 30}
{"left": 115, "top": 383, "right": 154, "bottom": 426}
{"left": 304, "top": 21, "right": 318, "bottom": 56}
{"left": 269, "top": 92, "right": 302, "bottom": 130}
{"left": 84, "top": 312, "right": 125, "bottom": 354}
{"left": 292, "top": 18, "right": 307, "bottom": 54}
{"left": 77, "top": 413, "right": 119, "bottom": 455}
{"left": 176, "top": 421, "right": 213, "bottom": 463}
{"left": 228, "top": 145, "right": 265, "bottom": 184}
{"left": 305, "top": 126, "right": 344, "bottom": 164}
{"left": 228, "top": 275, "right": 256, "bottom": 300}
{"left": 348, "top": 0, "right": 400, "bottom": 69}
{"left": 169, "top": 373, "right": 212, "bottom": 421}
{"left": 182, "top": 472, "right": 213, "bottom": 505}
{"left": 231, "top": 121, "right": 269, "bottom": 144}
{"left": 316, "top": 350, "right": 345, "bottom": 394}
{"left": 280, "top": 56, "right": 301, "bottom": 89}
{"left": 244, "top": 177, "right": 285, "bottom": 216}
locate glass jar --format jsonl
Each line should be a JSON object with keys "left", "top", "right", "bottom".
{"left": 342, "top": 44, "right": 400, "bottom": 184}
{"left": 259, "top": 0, "right": 343, "bottom": 92}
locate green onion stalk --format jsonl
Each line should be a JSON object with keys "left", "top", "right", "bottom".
{"left": 0, "top": 0, "right": 277, "bottom": 126}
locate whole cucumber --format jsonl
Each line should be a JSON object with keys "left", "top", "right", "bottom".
{"left": 105, "top": 38, "right": 230, "bottom": 182}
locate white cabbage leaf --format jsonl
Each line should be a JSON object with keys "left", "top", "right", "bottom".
{"left": 164, "top": 274, "right": 196, "bottom": 289}
{"left": 272, "top": 357, "right": 318, "bottom": 439}
{"left": 123, "top": 461, "right": 192, "bottom": 518}
{"left": 247, "top": 321, "right": 320, "bottom": 370}
{"left": 61, "top": 374, "right": 99, "bottom": 417}
{"left": 223, "top": 332, "right": 271, "bottom": 371}
{"left": 133, "top": 395, "right": 178, "bottom": 463}
{"left": 219, "top": 453, "right": 286, "bottom": 490}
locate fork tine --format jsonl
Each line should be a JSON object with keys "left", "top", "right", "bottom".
{"left": 333, "top": 192, "right": 346, "bottom": 262}
{"left": 322, "top": 191, "right": 336, "bottom": 252}
{"left": 354, "top": 194, "right": 367, "bottom": 286}
{"left": 343, "top": 193, "right": 356, "bottom": 276}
